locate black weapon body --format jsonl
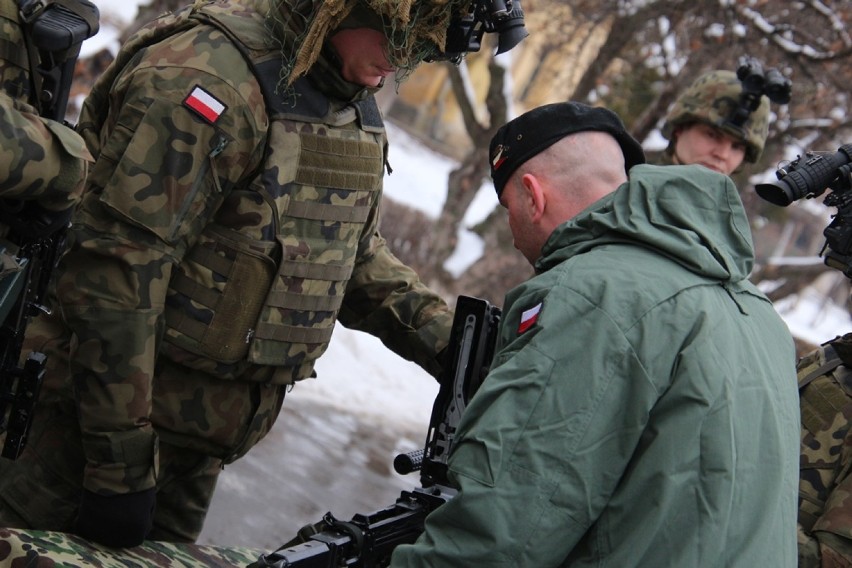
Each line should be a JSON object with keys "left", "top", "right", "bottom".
{"left": 0, "top": 0, "right": 99, "bottom": 459}
{"left": 250, "top": 295, "right": 502, "bottom": 568}
{"left": 756, "top": 144, "right": 852, "bottom": 277}
{"left": 0, "top": 231, "right": 63, "bottom": 459}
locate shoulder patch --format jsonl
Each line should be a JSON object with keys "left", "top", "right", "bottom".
{"left": 518, "top": 302, "right": 542, "bottom": 334}
{"left": 183, "top": 85, "right": 227, "bottom": 124}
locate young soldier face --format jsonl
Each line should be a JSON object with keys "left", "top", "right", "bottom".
{"left": 329, "top": 27, "right": 395, "bottom": 87}
{"left": 673, "top": 122, "right": 747, "bottom": 176}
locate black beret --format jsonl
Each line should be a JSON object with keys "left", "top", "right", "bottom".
{"left": 489, "top": 101, "right": 646, "bottom": 196}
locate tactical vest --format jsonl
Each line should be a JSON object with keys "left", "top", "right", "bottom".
{"left": 83, "top": 2, "right": 386, "bottom": 385}
{"left": 797, "top": 335, "right": 852, "bottom": 532}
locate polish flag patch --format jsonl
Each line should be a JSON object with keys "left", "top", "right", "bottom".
{"left": 517, "top": 301, "right": 542, "bottom": 334}
{"left": 183, "top": 85, "right": 226, "bottom": 124}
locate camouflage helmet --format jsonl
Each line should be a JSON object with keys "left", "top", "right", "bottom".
{"left": 662, "top": 70, "right": 770, "bottom": 163}
{"left": 285, "top": 0, "right": 472, "bottom": 85}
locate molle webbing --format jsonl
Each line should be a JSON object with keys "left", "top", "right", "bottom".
{"left": 799, "top": 344, "right": 852, "bottom": 436}
{"left": 165, "top": 241, "right": 275, "bottom": 363}
{"left": 799, "top": 345, "right": 842, "bottom": 391}
{"left": 260, "top": 261, "right": 352, "bottom": 312}
{"left": 286, "top": 198, "right": 372, "bottom": 223}
{"left": 0, "top": 36, "right": 27, "bottom": 71}
{"left": 0, "top": 2, "right": 28, "bottom": 70}
{"left": 296, "top": 133, "right": 384, "bottom": 192}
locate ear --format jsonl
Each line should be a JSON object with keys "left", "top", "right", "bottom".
{"left": 521, "top": 173, "right": 546, "bottom": 223}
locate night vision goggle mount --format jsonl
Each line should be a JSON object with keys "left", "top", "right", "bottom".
{"left": 725, "top": 55, "right": 791, "bottom": 132}
{"left": 430, "top": 0, "right": 529, "bottom": 63}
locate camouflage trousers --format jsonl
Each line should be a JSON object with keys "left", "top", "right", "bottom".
{"left": 0, "top": 307, "right": 289, "bottom": 542}
{"left": 0, "top": 398, "right": 223, "bottom": 542}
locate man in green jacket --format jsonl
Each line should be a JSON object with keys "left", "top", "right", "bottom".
{"left": 391, "top": 102, "right": 800, "bottom": 567}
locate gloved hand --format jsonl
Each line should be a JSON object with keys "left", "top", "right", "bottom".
{"left": 74, "top": 487, "right": 156, "bottom": 548}
{"left": 435, "top": 346, "right": 452, "bottom": 385}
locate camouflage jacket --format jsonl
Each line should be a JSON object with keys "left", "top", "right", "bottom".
{"left": 44, "top": 0, "right": 451, "bottom": 495}
{"left": 798, "top": 334, "right": 852, "bottom": 567}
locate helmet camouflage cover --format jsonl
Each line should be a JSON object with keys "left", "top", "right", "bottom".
{"left": 662, "top": 70, "right": 770, "bottom": 164}
{"left": 279, "top": 0, "right": 473, "bottom": 85}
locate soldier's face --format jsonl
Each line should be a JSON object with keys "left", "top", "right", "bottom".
{"left": 329, "top": 27, "right": 395, "bottom": 87}
{"left": 673, "top": 123, "right": 747, "bottom": 175}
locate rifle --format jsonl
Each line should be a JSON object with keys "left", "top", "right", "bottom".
{"left": 0, "top": 0, "right": 99, "bottom": 460}
{"left": 249, "top": 295, "right": 502, "bottom": 568}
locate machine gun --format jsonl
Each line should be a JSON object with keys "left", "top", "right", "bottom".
{"left": 755, "top": 144, "right": 852, "bottom": 277}
{"left": 249, "top": 295, "right": 502, "bottom": 568}
{"left": 0, "top": 0, "right": 99, "bottom": 460}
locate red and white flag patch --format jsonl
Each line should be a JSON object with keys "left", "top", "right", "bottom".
{"left": 183, "top": 85, "right": 226, "bottom": 124}
{"left": 517, "top": 301, "right": 542, "bottom": 334}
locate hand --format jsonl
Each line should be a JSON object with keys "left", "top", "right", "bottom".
{"left": 435, "top": 346, "right": 451, "bottom": 385}
{"left": 74, "top": 487, "right": 156, "bottom": 548}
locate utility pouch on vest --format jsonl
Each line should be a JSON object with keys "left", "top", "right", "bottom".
{"left": 163, "top": 223, "right": 276, "bottom": 363}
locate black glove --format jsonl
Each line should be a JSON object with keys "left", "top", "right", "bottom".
{"left": 74, "top": 487, "right": 156, "bottom": 548}
{"left": 435, "top": 346, "right": 452, "bottom": 385}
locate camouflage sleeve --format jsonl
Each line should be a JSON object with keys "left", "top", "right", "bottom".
{"left": 0, "top": 91, "right": 91, "bottom": 211}
{"left": 801, "top": 471, "right": 852, "bottom": 566}
{"left": 55, "top": 30, "right": 266, "bottom": 494}
{"left": 797, "top": 342, "right": 852, "bottom": 566}
{"left": 338, "top": 221, "right": 452, "bottom": 379}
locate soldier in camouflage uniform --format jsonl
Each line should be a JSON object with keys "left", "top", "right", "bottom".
{"left": 797, "top": 334, "right": 852, "bottom": 566}
{"left": 659, "top": 69, "right": 770, "bottom": 176}
{"left": 0, "top": 0, "right": 92, "bottom": 312}
{"left": 0, "top": 0, "right": 493, "bottom": 549}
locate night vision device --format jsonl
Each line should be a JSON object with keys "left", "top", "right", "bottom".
{"left": 756, "top": 144, "right": 852, "bottom": 277}
{"left": 430, "top": 0, "right": 529, "bottom": 63}
{"left": 725, "top": 55, "right": 791, "bottom": 133}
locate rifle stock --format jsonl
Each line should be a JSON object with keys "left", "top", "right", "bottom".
{"left": 250, "top": 295, "right": 501, "bottom": 568}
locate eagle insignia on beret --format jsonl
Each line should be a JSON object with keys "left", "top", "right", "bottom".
{"left": 491, "top": 144, "right": 508, "bottom": 170}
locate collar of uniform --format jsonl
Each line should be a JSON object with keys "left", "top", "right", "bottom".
{"left": 307, "top": 44, "right": 381, "bottom": 103}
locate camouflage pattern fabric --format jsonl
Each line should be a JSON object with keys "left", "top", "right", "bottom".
{"left": 0, "top": 0, "right": 32, "bottom": 103}
{"left": 798, "top": 334, "right": 852, "bottom": 567}
{"left": 0, "top": 0, "right": 451, "bottom": 544}
{"left": 0, "top": 0, "right": 91, "bottom": 322}
{"left": 661, "top": 70, "right": 770, "bottom": 164}
{"left": 288, "top": 0, "right": 472, "bottom": 83}
{"left": 0, "top": 92, "right": 91, "bottom": 212}
{"left": 0, "top": 528, "right": 263, "bottom": 567}
{"left": 0, "top": 0, "right": 91, "bottom": 211}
